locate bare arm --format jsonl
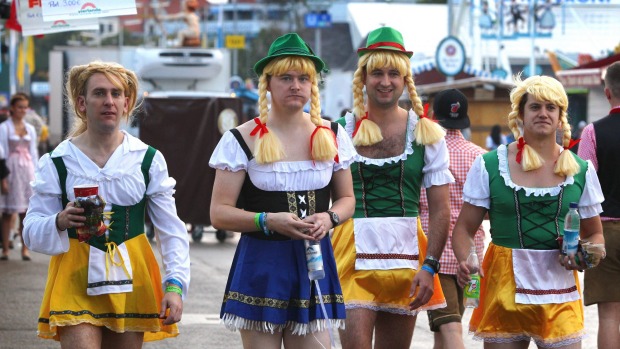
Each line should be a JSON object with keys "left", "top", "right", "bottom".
{"left": 425, "top": 184, "right": 450, "bottom": 259}
{"left": 409, "top": 183, "right": 450, "bottom": 310}
{"left": 452, "top": 202, "right": 487, "bottom": 287}
{"left": 209, "top": 169, "right": 314, "bottom": 239}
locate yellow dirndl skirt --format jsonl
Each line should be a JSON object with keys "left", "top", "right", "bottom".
{"left": 332, "top": 218, "right": 445, "bottom": 315}
{"left": 470, "top": 243, "right": 584, "bottom": 347}
{"left": 37, "top": 234, "right": 178, "bottom": 342}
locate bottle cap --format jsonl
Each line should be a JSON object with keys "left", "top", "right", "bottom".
{"left": 569, "top": 202, "right": 578, "bottom": 209}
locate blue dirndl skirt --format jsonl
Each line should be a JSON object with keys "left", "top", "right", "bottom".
{"left": 220, "top": 234, "right": 346, "bottom": 334}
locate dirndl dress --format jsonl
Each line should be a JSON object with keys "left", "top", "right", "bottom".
{"left": 464, "top": 145, "right": 604, "bottom": 347}
{"left": 332, "top": 111, "right": 452, "bottom": 315}
{"left": 212, "top": 124, "right": 353, "bottom": 334}
{"left": 24, "top": 135, "right": 190, "bottom": 342}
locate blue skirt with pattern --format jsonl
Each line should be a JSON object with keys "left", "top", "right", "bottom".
{"left": 220, "top": 234, "right": 346, "bottom": 334}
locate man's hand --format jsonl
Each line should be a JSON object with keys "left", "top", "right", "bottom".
{"left": 409, "top": 269, "right": 434, "bottom": 310}
{"left": 160, "top": 292, "right": 183, "bottom": 325}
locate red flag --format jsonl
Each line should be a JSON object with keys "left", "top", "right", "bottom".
{"left": 6, "top": 0, "right": 22, "bottom": 32}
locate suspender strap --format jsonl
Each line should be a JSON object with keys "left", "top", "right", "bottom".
{"left": 141, "top": 146, "right": 156, "bottom": 189}
{"left": 51, "top": 154, "right": 69, "bottom": 208}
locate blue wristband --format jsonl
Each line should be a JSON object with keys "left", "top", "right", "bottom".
{"left": 166, "top": 278, "right": 183, "bottom": 290}
{"left": 421, "top": 264, "right": 436, "bottom": 277}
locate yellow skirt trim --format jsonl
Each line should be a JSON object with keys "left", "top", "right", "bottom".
{"left": 470, "top": 243, "right": 585, "bottom": 346}
{"left": 37, "top": 235, "right": 178, "bottom": 342}
{"left": 332, "top": 218, "right": 445, "bottom": 315}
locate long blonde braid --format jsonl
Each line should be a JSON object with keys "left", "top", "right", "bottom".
{"left": 309, "top": 81, "right": 338, "bottom": 161}
{"left": 254, "top": 74, "right": 284, "bottom": 164}
{"left": 405, "top": 74, "right": 445, "bottom": 145}
{"left": 351, "top": 54, "right": 383, "bottom": 146}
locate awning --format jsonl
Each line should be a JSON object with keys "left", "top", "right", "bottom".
{"left": 555, "top": 53, "right": 620, "bottom": 88}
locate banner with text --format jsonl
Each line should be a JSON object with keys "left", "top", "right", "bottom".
{"left": 16, "top": 0, "right": 99, "bottom": 36}
{"left": 41, "top": 0, "right": 136, "bottom": 22}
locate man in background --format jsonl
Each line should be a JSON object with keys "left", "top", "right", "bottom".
{"left": 420, "top": 89, "right": 486, "bottom": 349}
{"left": 578, "top": 61, "right": 620, "bottom": 349}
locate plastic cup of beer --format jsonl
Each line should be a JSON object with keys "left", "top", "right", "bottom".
{"left": 73, "top": 184, "right": 105, "bottom": 240}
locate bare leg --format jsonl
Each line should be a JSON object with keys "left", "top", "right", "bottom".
{"left": 339, "top": 308, "right": 376, "bottom": 349}
{"left": 101, "top": 327, "right": 144, "bottom": 349}
{"left": 1, "top": 213, "right": 11, "bottom": 257}
{"left": 433, "top": 332, "right": 443, "bottom": 349}
{"left": 485, "top": 341, "right": 530, "bottom": 349}
{"left": 437, "top": 322, "right": 465, "bottom": 349}
{"left": 598, "top": 302, "right": 620, "bottom": 349}
{"left": 283, "top": 328, "right": 330, "bottom": 349}
{"left": 18, "top": 212, "right": 29, "bottom": 259}
{"left": 240, "top": 329, "right": 282, "bottom": 349}
{"left": 374, "top": 312, "right": 416, "bottom": 349}
{"left": 59, "top": 323, "right": 103, "bottom": 349}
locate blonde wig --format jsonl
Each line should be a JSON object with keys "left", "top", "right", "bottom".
{"left": 66, "top": 61, "right": 139, "bottom": 138}
{"left": 507, "top": 74, "right": 579, "bottom": 176}
{"left": 351, "top": 50, "right": 444, "bottom": 146}
{"left": 254, "top": 56, "right": 337, "bottom": 164}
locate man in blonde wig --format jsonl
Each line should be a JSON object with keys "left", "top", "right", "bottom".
{"left": 23, "top": 61, "right": 190, "bottom": 347}
{"left": 453, "top": 74, "right": 605, "bottom": 348}
{"left": 332, "top": 26, "right": 453, "bottom": 349}
{"left": 209, "top": 33, "right": 356, "bottom": 348}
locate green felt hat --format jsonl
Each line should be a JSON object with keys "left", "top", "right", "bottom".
{"left": 357, "top": 27, "right": 413, "bottom": 58}
{"left": 253, "top": 33, "right": 327, "bottom": 76}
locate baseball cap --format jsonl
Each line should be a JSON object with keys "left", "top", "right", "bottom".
{"left": 433, "top": 88, "right": 470, "bottom": 130}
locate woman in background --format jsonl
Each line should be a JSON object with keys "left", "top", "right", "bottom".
{"left": 0, "top": 93, "right": 37, "bottom": 261}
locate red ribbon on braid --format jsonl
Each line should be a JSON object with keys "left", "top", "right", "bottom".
{"left": 250, "top": 117, "right": 269, "bottom": 138}
{"left": 516, "top": 137, "right": 526, "bottom": 164}
{"left": 310, "top": 125, "right": 339, "bottom": 164}
{"left": 564, "top": 138, "right": 580, "bottom": 150}
{"left": 420, "top": 103, "right": 431, "bottom": 119}
{"left": 352, "top": 112, "right": 368, "bottom": 138}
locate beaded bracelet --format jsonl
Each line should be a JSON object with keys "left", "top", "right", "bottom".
{"left": 421, "top": 264, "right": 436, "bottom": 277}
{"left": 262, "top": 212, "right": 271, "bottom": 236}
{"left": 166, "top": 278, "right": 183, "bottom": 290}
{"left": 165, "top": 285, "right": 183, "bottom": 296}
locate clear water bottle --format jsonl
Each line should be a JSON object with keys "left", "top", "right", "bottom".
{"left": 464, "top": 246, "right": 481, "bottom": 308}
{"left": 304, "top": 239, "right": 325, "bottom": 280}
{"left": 562, "top": 202, "right": 580, "bottom": 257}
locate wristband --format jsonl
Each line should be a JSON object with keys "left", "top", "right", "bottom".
{"left": 55, "top": 213, "right": 63, "bottom": 231}
{"left": 166, "top": 278, "right": 183, "bottom": 289}
{"left": 254, "top": 212, "right": 262, "bottom": 231}
{"left": 421, "top": 264, "right": 436, "bottom": 277}
{"left": 165, "top": 285, "right": 183, "bottom": 296}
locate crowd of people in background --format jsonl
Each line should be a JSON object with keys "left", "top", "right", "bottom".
{"left": 0, "top": 23, "right": 617, "bottom": 349}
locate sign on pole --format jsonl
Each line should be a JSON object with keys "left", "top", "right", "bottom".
{"left": 225, "top": 35, "right": 245, "bottom": 49}
{"left": 304, "top": 12, "right": 331, "bottom": 28}
{"left": 435, "top": 36, "right": 466, "bottom": 77}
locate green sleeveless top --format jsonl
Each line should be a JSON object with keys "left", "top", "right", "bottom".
{"left": 483, "top": 148, "right": 588, "bottom": 250}
{"left": 337, "top": 115, "right": 425, "bottom": 218}
{"left": 51, "top": 146, "right": 157, "bottom": 252}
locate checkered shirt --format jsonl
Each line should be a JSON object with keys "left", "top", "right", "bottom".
{"left": 420, "top": 129, "right": 486, "bottom": 275}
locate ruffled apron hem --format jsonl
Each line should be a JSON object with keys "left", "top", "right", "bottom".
{"left": 221, "top": 314, "right": 345, "bottom": 335}
{"left": 469, "top": 328, "right": 586, "bottom": 348}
